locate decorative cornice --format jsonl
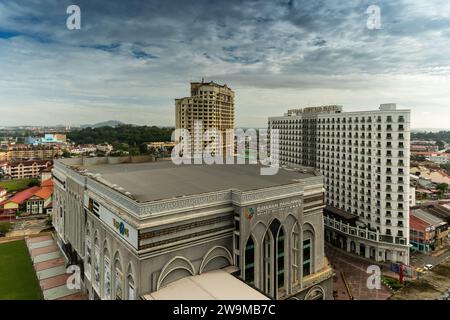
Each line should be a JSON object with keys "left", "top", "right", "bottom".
{"left": 55, "top": 160, "right": 323, "bottom": 219}
{"left": 86, "top": 178, "right": 141, "bottom": 215}
{"left": 139, "top": 191, "right": 232, "bottom": 217}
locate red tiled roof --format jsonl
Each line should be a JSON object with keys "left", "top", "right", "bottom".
{"left": 34, "top": 187, "right": 53, "bottom": 200}
{"left": 41, "top": 179, "right": 54, "bottom": 187}
{"left": 3, "top": 186, "right": 41, "bottom": 205}
{"left": 1, "top": 183, "right": 54, "bottom": 206}
{"left": 410, "top": 214, "right": 431, "bottom": 232}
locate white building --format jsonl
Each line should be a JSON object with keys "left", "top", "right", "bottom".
{"left": 409, "top": 187, "right": 416, "bottom": 207}
{"left": 269, "top": 104, "right": 411, "bottom": 264}
{"left": 0, "top": 187, "right": 7, "bottom": 202}
{"left": 96, "top": 144, "right": 113, "bottom": 155}
{"left": 426, "top": 153, "right": 450, "bottom": 164}
{"left": 70, "top": 145, "right": 98, "bottom": 155}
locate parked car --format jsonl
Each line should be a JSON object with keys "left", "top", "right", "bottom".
{"left": 424, "top": 264, "right": 434, "bottom": 270}
{"left": 0, "top": 232, "right": 5, "bottom": 237}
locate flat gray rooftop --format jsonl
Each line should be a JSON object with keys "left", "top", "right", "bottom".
{"left": 77, "top": 160, "right": 316, "bottom": 202}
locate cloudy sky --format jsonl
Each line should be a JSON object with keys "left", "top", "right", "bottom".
{"left": 0, "top": 0, "right": 449, "bottom": 128}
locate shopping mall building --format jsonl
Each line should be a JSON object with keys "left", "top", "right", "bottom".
{"left": 52, "top": 157, "right": 333, "bottom": 300}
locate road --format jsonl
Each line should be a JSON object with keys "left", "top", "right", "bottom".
{"left": 410, "top": 247, "right": 450, "bottom": 269}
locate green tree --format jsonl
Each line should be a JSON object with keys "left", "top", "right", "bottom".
{"left": 67, "top": 125, "right": 174, "bottom": 146}
{"left": 45, "top": 215, "right": 53, "bottom": 227}
{"left": 0, "top": 222, "right": 12, "bottom": 234}
{"left": 27, "top": 179, "right": 39, "bottom": 187}
{"left": 436, "top": 183, "right": 448, "bottom": 199}
{"left": 139, "top": 143, "right": 148, "bottom": 155}
{"left": 62, "top": 150, "right": 71, "bottom": 158}
{"left": 441, "top": 164, "right": 450, "bottom": 174}
{"left": 411, "top": 155, "right": 426, "bottom": 162}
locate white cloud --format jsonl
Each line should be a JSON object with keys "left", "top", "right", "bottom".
{"left": 0, "top": 0, "right": 449, "bottom": 128}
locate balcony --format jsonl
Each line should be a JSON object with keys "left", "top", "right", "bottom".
{"left": 324, "top": 216, "right": 408, "bottom": 246}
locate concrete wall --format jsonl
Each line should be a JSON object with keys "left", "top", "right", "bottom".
{"left": 84, "top": 210, "right": 234, "bottom": 299}
{"left": 59, "top": 155, "right": 156, "bottom": 167}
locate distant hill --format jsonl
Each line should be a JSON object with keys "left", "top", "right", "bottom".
{"left": 80, "top": 120, "right": 126, "bottom": 128}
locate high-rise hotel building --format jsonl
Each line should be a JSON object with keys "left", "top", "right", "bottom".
{"left": 175, "top": 81, "right": 234, "bottom": 155}
{"left": 269, "top": 104, "right": 411, "bottom": 264}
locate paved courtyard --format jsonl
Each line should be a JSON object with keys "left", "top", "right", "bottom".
{"left": 25, "top": 235, "right": 86, "bottom": 300}
{"left": 8, "top": 219, "right": 49, "bottom": 237}
{"left": 326, "top": 245, "right": 392, "bottom": 300}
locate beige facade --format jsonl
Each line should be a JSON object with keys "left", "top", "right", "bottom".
{"left": 5, "top": 160, "right": 53, "bottom": 180}
{"left": 411, "top": 166, "right": 450, "bottom": 185}
{"left": 52, "top": 157, "right": 333, "bottom": 300}
{"left": 175, "top": 81, "right": 234, "bottom": 155}
{"left": 0, "top": 145, "right": 60, "bottom": 161}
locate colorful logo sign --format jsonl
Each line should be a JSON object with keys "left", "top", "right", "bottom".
{"left": 113, "top": 219, "right": 129, "bottom": 237}
{"left": 245, "top": 207, "right": 255, "bottom": 220}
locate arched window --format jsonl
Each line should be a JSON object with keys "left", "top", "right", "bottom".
{"left": 263, "top": 219, "right": 287, "bottom": 298}
{"left": 85, "top": 227, "right": 92, "bottom": 281}
{"left": 306, "top": 287, "right": 325, "bottom": 300}
{"left": 303, "top": 228, "right": 314, "bottom": 277}
{"left": 263, "top": 232, "right": 272, "bottom": 294}
{"left": 93, "top": 235, "right": 100, "bottom": 291}
{"left": 244, "top": 237, "right": 255, "bottom": 285}
{"left": 103, "top": 247, "right": 111, "bottom": 300}
{"left": 114, "top": 255, "right": 123, "bottom": 300}
{"left": 128, "top": 274, "right": 135, "bottom": 300}
{"left": 291, "top": 224, "right": 300, "bottom": 286}
{"left": 277, "top": 228, "right": 285, "bottom": 290}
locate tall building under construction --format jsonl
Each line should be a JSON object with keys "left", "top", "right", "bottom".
{"left": 175, "top": 80, "right": 235, "bottom": 156}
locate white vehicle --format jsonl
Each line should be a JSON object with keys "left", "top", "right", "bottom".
{"left": 424, "top": 264, "right": 434, "bottom": 270}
